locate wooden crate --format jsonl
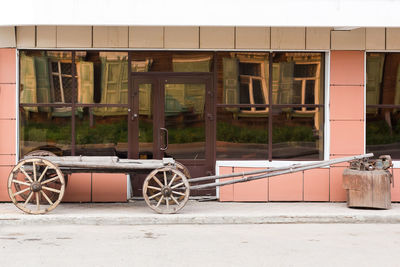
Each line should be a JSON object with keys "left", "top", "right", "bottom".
{"left": 343, "top": 169, "right": 391, "bottom": 209}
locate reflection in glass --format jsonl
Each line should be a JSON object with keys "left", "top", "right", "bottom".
{"left": 219, "top": 52, "right": 269, "bottom": 107}
{"left": 164, "top": 84, "right": 206, "bottom": 159}
{"left": 19, "top": 109, "right": 72, "bottom": 157}
{"left": 366, "top": 109, "right": 400, "bottom": 159}
{"left": 272, "top": 53, "right": 323, "bottom": 105}
{"left": 272, "top": 108, "right": 324, "bottom": 160}
{"left": 138, "top": 84, "right": 153, "bottom": 159}
{"left": 75, "top": 107, "right": 128, "bottom": 158}
{"left": 366, "top": 53, "right": 400, "bottom": 107}
{"left": 130, "top": 52, "right": 213, "bottom": 72}
{"left": 217, "top": 108, "right": 268, "bottom": 160}
{"left": 366, "top": 53, "right": 400, "bottom": 159}
{"left": 20, "top": 51, "right": 74, "bottom": 117}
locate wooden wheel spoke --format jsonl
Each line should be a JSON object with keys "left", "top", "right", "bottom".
{"left": 156, "top": 196, "right": 164, "bottom": 208}
{"left": 23, "top": 192, "right": 34, "bottom": 207}
{"left": 147, "top": 185, "right": 161, "bottom": 191}
{"left": 35, "top": 192, "right": 40, "bottom": 211}
{"left": 170, "top": 195, "right": 180, "bottom": 205}
{"left": 41, "top": 190, "right": 53, "bottom": 205}
{"left": 13, "top": 187, "right": 31, "bottom": 197}
{"left": 20, "top": 168, "right": 33, "bottom": 183}
{"left": 37, "top": 166, "right": 49, "bottom": 183}
{"left": 41, "top": 176, "right": 60, "bottom": 185}
{"left": 168, "top": 174, "right": 177, "bottom": 187}
{"left": 172, "top": 190, "right": 186, "bottom": 197}
{"left": 33, "top": 162, "right": 37, "bottom": 182}
{"left": 42, "top": 186, "right": 61, "bottom": 194}
{"left": 152, "top": 176, "right": 164, "bottom": 188}
{"left": 148, "top": 191, "right": 162, "bottom": 200}
{"left": 12, "top": 179, "right": 31, "bottom": 187}
{"left": 163, "top": 171, "right": 168, "bottom": 186}
{"left": 165, "top": 197, "right": 169, "bottom": 209}
{"left": 171, "top": 182, "right": 184, "bottom": 189}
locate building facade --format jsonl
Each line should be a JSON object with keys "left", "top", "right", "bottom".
{"left": 1, "top": 24, "right": 400, "bottom": 203}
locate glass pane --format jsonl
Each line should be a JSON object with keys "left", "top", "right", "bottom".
{"left": 272, "top": 53, "right": 324, "bottom": 105}
{"left": 139, "top": 84, "right": 153, "bottom": 159}
{"left": 217, "top": 52, "right": 269, "bottom": 105}
{"left": 272, "top": 107, "right": 324, "bottom": 160}
{"left": 75, "top": 107, "right": 128, "bottom": 158}
{"left": 19, "top": 108, "right": 72, "bottom": 157}
{"left": 217, "top": 108, "right": 268, "bottom": 160}
{"left": 366, "top": 53, "right": 400, "bottom": 107}
{"left": 20, "top": 51, "right": 73, "bottom": 104}
{"left": 75, "top": 52, "right": 129, "bottom": 105}
{"left": 164, "top": 83, "right": 206, "bottom": 159}
{"left": 366, "top": 108, "right": 400, "bottom": 159}
{"left": 130, "top": 52, "right": 213, "bottom": 72}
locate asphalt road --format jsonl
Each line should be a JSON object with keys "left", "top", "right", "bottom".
{"left": 0, "top": 224, "right": 399, "bottom": 267}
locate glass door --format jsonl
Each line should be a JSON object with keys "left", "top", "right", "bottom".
{"left": 130, "top": 74, "right": 215, "bottom": 196}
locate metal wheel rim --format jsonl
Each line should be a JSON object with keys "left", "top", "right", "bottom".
{"left": 143, "top": 167, "right": 190, "bottom": 214}
{"left": 8, "top": 158, "right": 65, "bottom": 214}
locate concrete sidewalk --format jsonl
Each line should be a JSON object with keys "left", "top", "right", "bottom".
{"left": 1, "top": 201, "right": 400, "bottom": 225}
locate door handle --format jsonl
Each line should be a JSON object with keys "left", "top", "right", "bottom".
{"left": 160, "top": 128, "right": 168, "bottom": 151}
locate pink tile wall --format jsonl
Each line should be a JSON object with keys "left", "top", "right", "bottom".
{"left": 218, "top": 166, "right": 234, "bottom": 201}
{"left": 329, "top": 51, "right": 365, "bottom": 202}
{"left": 269, "top": 172, "right": 303, "bottom": 201}
{"left": 0, "top": 166, "right": 13, "bottom": 201}
{"left": 330, "top": 86, "right": 364, "bottom": 121}
{"left": 330, "top": 121, "right": 364, "bottom": 155}
{"left": 304, "top": 168, "right": 330, "bottom": 201}
{"left": 0, "top": 84, "right": 16, "bottom": 119}
{"left": 0, "top": 49, "right": 17, "bottom": 202}
{"left": 62, "top": 173, "right": 91, "bottom": 202}
{"left": 0, "top": 49, "right": 16, "bottom": 84}
{"left": 92, "top": 173, "right": 127, "bottom": 202}
{"left": 329, "top": 167, "right": 347, "bottom": 201}
{"left": 0, "top": 120, "right": 16, "bottom": 154}
{"left": 391, "top": 169, "right": 400, "bottom": 202}
{"left": 233, "top": 167, "right": 268, "bottom": 201}
{"left": 330, "top": 51, "right": 364, "bottom": 85}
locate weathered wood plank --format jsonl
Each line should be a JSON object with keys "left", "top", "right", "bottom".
{"left": 343, "top": 169, "right": 391, "bottom": 209}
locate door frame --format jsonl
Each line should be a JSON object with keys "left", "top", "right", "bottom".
{"left": 129, "top": 72, "right": 216, "bottom": 176}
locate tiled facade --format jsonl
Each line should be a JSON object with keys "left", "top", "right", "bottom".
{"left": 1, "top": 26, "right": 400, "bottom": 202}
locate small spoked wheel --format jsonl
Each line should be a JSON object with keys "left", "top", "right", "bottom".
{"left": 143, "top": 167, "right": 190, "bottom": 214}
{"left": 8, "top": 158, "right": 65, "bottom": 214}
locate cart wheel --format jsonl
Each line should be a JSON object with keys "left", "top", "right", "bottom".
{"left": 175, "top": 161, "right": 191, "bottom": 179}
{"left": 8, "top": 158, "right": 65, "bottom": 214}
{"left": 25, "top": 150, "right": 57, "bottom": 158}
{"left": 143, "top": 167, "right": 190, "bottom": 214}
{"left": 16, "top": 150, "right": 68, "bottom": 203}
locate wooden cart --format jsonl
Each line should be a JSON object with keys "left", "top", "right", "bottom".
{"left": 7, "top": 151, "right": 375, "bottom": 215}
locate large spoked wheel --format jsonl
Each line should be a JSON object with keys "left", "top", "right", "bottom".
{"left": 16, "top": 150, "right": 68, "bottom": 203}
{"left": 8, "top": 158, "right": 65, "bottom": 214}
{"left": 143, "top": 167, "right": 190, "bottom": 214}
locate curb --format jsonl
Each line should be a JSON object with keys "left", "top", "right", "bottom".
{"left": 1, "top": 202, "right": 400, "bottom": 225}
{"left": 1, "top": 214, "right": 400, "bottom": 226}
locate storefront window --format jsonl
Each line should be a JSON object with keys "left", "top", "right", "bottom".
{"left": 366, "top": 53, "right": 400, "bottom": 159}
{"left": 19, "top": 50, "right": 324, "bottom": 161}
{"left": 216, "top": 52, "right": 324, "bottom": 160}
{"left": 18, "top": 51, "right": 129, "bottom": 158}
